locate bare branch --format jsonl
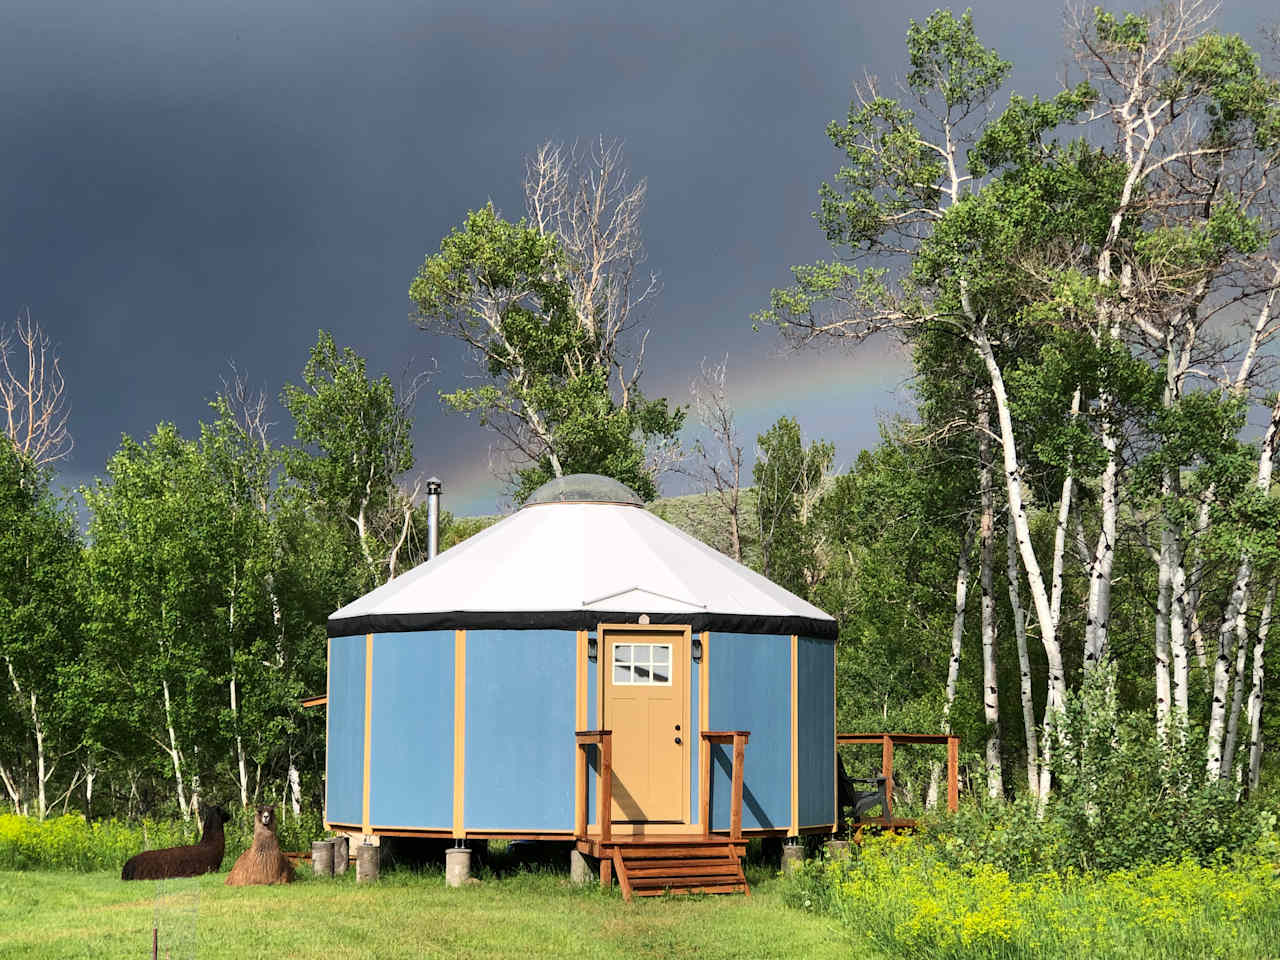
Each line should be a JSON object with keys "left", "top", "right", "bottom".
{"left": 0, "top": 309, "right": 72, "bottom": 467}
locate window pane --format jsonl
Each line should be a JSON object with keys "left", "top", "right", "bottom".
{"left": 652, "top": 664, "right": 669, "bottom": 684}
{"left": 614, "top": 644, "right": 632, "bottom": 664}
{"left": 653, "top": 645, "right": 670, "bottom": 666}
{"left": 633, "top": 663, "right": 651, "bottom": 682}
{"left": 614, "top": 662, "right": 631, "bottom": 684}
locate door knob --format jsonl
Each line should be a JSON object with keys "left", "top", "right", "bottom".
{"left": 674, "top": 736, "right": 682, "bottom": 745}
{"left": 674, "top": 724, "right": 681, "bottom": 731}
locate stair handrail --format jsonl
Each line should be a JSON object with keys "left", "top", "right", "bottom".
{"left": 700, "top": 730, "right": 750, "bottom": 841}
{"left": 575, "top": 729, "right": 612, "bottom": 842}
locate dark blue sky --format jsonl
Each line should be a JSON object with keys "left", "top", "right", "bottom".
{"left": 2, "top": 0, "right": 1275, "bottom": 513}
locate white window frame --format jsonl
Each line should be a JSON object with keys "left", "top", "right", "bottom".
{"left": 610, "top": 641, "right": 673, "bottom": 686}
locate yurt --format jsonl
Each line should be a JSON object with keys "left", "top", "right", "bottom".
{"left": 322, "top": 474, "right": 837, "bottom": 852}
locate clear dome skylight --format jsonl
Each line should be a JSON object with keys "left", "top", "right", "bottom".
{"left": 523, "top": 473, "right": 643, "bottom": 507}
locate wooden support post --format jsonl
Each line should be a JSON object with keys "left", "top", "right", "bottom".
{"left": 574, "top": 744, "right": 587, "bottom": 839}
{"left": 947, "top": 735, "right": 959, "bottom": 813}
{"left": 700, "top": 738, "right": 712, "bottom": 840}
{"left": 882, "top": 735, "right": 894, "bottom": 822}
{"left": 575, "top": 729, "right": 612, "bottom": 843}
{"left": 730, "top": 733, "right": 745, "bottom": 842}
{"left": 599, "top": 733, "right": 612, "bottom": 845}
{"left": 600, "top": 854, "right": 613, "bottom": 889}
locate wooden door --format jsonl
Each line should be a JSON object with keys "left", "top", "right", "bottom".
{"left": 602, "top": 626, "right": 689, "bottom": 823}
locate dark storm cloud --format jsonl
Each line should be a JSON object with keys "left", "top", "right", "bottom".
{"left": 2, "top": 0, "right": 1276, "bottom": 514}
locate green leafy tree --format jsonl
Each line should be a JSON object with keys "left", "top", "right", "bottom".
{"left": 0, "top": 444, "right": 81, "bottom": 818}
{"left": 283, "top": 331, "right": 424, "bottom": 587}
{"left": 411, "top": 202, "right": 682, "bottom": 504}
{"left": 752, "top": 417, "right": 833, "bottom": 598}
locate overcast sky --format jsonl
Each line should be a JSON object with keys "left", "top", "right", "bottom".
{"left": 2, "top": 0, "right": 1275, "bottom": 514}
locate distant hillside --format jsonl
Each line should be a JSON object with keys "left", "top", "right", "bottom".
{"left": 646, "top": 488, "right": 763, "bottom": 569}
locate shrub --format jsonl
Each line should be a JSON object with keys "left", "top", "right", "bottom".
{"left": 929, "top": 663, "right": 1270, "bottom": 877}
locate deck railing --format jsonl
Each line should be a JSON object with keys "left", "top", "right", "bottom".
{"left": 700, "top": 730, "right": 749, "bottom": 841}
{"left": 575, "top": 728, "right": 750, "bottom": 842}
{"left": 838, "top": 732, "right": 960, "bottom": 823}
{"left": 575, "top": 730, "right": 612, "bottom": 842}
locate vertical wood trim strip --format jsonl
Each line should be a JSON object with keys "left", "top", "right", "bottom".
{"left": 832, "top": 639, "right": 838, "bottom": 827}
{"left": 324, "top": 637, "right": 332, "bottom": 830}
{"left": 596, "top": 623, "right": 604, "bottom": 733}
{"left": 947, "top": 735, "right": 959, "bottom": 813}
{"left": 682, "top": 626, "right": 692, "bottom": 824}
{"left": 453, "top": 629, "right": 466, "bottom": 838}
{"left": 789, "top": 634, "right": 799, "bottom": 838}
{"left": 574, "top": 629, "right": 587, "bottom": 835}
{"left": 698, "top": 631, "right": 709, "bottom": 828}
{"left": 362, "top": 633, "right": 373, "bottom": 834}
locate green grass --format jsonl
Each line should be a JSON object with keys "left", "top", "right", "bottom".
{"left": 0, "top": 862, "right": 859, "bottom": 959}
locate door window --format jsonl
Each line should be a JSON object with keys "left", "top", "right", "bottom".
{"left": 612, "top": 642, "right": 672, "bottom": 685}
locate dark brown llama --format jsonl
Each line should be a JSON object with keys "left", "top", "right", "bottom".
{"left": 225, "top": 805, "right": 294, "bottom": 886}
{"left": 121, "top": 804, "right": 232, "bottom": 880}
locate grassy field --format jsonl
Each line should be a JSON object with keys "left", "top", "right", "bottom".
{"left": 0, "top": 861, "right": 857, "bottom": 960}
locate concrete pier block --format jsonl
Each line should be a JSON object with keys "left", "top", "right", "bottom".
{"left": 824, "top": 839, "right": 851, "bottom": 861}
{"left": 332, "top": 835, "right": 349, "bottom": 875}
{"left": 781, "top": 841, "right": 805, "bottom": 874}
{"left": 445, "top": 846, "right": 471, "bottom": 887}
{"left": 569, "top": 848, "right": 592, "bottom": 885}
{"left": 356, "top": 842, "right": 380, "bottom": 883}
{"left": 311, "top": 840, "right": 334, "bottom": 877}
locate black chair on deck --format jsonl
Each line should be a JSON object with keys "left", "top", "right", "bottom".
{"left": 837, "top": 756, "right": 889, "bottom": 828}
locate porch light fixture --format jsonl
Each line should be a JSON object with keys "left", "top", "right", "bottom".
{"left": 691, "top": 636, "right": 703, "bottom": 662}
{"left": 587, "top": 634, "right": 598, "bottom": 662}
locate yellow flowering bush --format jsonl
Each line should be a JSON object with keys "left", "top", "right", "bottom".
{"left": 783, "top": 833, "right": 1280, "bottom": 960}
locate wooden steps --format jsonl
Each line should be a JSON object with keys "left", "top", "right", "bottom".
{"left": 610, "top": 842, "right": 749, "bottom": 901}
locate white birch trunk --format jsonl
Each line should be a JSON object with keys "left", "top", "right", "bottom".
{"left": 84, "top": 762, "right": 96, "bottom": 819}
{"left": 5, "top": 658, "right": 50, "bottom": 819}
{"left": 288, "top": 762, "right": 302, "bottom": 818}
{"left": 1170, "top": 546, "right": 1191, "bottom": 732}
{"left": 978, "top": 394, "right": 1002, "bottom": 799}
{"left": 1155, "top": 526, "right": 1173, "bottom": 743}
{"left": 929, "top": 531, "right": 972, "bottom": 809}
{"left": 1007, "top": 523, "right": 1039, "bottom": 797}
{"left": 1083, "top": 417, "right": 1119, "bottom": 669}
{"left": 30, "top": 691, "right": 48, "bottom": 820}
{"left": 1222, "top": 602, "right": 1252, "bottom": 777}
{"left": 1207, "top": 390, "right": 1280, "bottom": 779}
{"left": 162, "top": 678, "right": 190, "bottom": 820}
{"left": 971, "top": 329, "right": 1064, "bottom": 708}
{"left": 1049, "top": 388, "right": 1082, "bottom": 632}
{"left": 0, "top": 761, "right": 22, "bottom": 813}
{"left": 1245, "top": 584, "right": 1273, "bottom": 792}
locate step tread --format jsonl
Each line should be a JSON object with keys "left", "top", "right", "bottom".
{"left": 611, "top": 849, "right": 737, "bottom": 865}
{"left": 632, "top": 883, "right": 747, "bottom": 896}
{"left": 626, "top": 864, "right": 742, "bottom": 880}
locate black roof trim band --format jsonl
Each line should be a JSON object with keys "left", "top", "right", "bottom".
{"left": 327, "top": 609, "right": 838, "bottom": 641}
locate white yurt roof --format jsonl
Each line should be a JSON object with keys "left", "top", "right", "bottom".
{"left": 328, "top": 474, "right": 837, "bottom": 640}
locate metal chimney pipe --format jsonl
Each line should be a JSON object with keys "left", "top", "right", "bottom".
{"left": 426, "top": 477, "right": 442, "bottom": 559}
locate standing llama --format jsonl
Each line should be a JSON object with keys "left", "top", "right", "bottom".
{"left": 226, "top": 805, "right": 294, "bottom": 886}
{"left": 121, "top": 804, "right": 231, "bottom": 880}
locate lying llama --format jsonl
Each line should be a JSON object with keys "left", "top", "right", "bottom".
{"left": 121, "top": 804, "right": 231, "bottom": 880}
{"left": 225, "top": 805, "right": 294, "bottom": 886}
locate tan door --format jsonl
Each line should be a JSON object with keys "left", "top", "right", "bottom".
{"left": 602, "top": 627, "right": 688, "bottom": 823}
